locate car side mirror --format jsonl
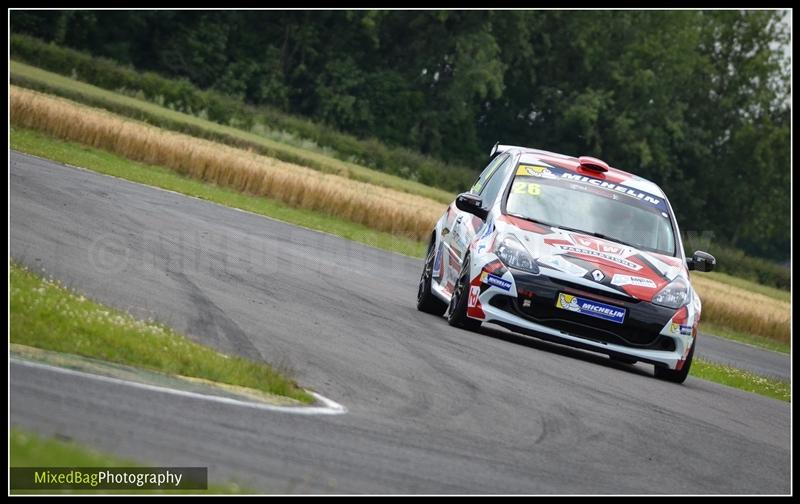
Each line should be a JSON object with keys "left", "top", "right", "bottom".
{"left": 455, "top": 192, "right": 488, "bottom": 220}
{"left": 688, "top": 251, "right": 716, "bottom": 272}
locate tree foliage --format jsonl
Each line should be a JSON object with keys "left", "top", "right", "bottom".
{"left": 10, "top": 10, "right": 791, "bottom": 261}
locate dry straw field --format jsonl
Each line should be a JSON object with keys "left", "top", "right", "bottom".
{"left": 691, "top": 275, "right": 790, "bottom": 343}
{"left": 10, "top": 86, "right": 445, "bottom": 241}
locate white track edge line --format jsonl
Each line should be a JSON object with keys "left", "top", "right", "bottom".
{"left": 10, "top": 358, "right": 347, "bottom": 415}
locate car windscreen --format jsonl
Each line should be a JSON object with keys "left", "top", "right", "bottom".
{"left": 504, "top": 163, "right": 676, "bottom": 256}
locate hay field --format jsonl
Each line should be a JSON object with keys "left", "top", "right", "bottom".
{"left": 10, "top": 86, "right": 445, "bottom": 241}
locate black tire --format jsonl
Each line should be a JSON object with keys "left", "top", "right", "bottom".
{"left": 610, "top": 354, "right": 638, "bottom": 365}
{"left": 417, "top": 235, "right": 448, "bottom": 315}
{"left": 447, "top": 254, "right": 482, "bottom": 330}
{"left": 654, "top": 342, "right": 694, "bottom": 384}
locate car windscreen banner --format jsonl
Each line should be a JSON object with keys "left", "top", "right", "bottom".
{"left": 514, "top": 164, "right": 669, "bottom": 214}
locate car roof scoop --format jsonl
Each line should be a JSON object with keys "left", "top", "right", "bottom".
{"left": 578, "top": 156, "right": 610, "bottom": 173}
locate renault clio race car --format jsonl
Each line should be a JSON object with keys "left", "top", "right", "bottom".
{"left": 417, "top": 144, "right": 716, "bottom": 383}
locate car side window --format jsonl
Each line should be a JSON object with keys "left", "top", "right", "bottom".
{"left": 471, "top": 154, "right": 509, "bottom": 194}
{"left": 477, "top": 155, "right": 514, "bottom": 208}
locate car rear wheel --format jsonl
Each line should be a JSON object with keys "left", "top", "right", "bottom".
{"left": 417, "top": 235, "right": 448, "bottom": 315}
{"left": 447, "top": 255, "right": 482, "bottom": 330}
{"left": 654, "top": 342, "right": 694, "bottom": 384}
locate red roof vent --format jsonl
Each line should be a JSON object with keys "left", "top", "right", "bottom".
{"left": 578, "top": 156, "right": 609, "bottom": 173}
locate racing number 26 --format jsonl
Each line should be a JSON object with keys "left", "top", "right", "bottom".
{"left": 512, "top": 182, "right": 541, "bottom": 196}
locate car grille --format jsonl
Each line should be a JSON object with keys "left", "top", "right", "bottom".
{"left": 489, "top": 295, "right": 676, "bottom": 351}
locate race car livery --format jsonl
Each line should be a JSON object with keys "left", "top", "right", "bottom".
{"left": 417, "top": 145, "right": 715, "bottom": 383}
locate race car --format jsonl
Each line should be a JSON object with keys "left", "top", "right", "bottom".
{"left": 417, "top": 144, "right": 716, "bottom": 383}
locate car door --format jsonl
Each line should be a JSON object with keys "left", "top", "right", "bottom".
{"left": 442, "top": 153, "right": 514, "bottom": 286}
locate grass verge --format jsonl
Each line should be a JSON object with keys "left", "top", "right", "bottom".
{"left": 10, "top": 428, "right": 248, "bottom": 494}
{"left": 10, "top": 262, "right": 313, "bottom": 404}
{"left": 691, "top": 359, "right": 790, "bottom": 402}
{"left": 10, "top": 60, "right": 456, "bottom": 204}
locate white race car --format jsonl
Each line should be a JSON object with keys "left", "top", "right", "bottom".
{"left": 417, "top": 144, "right": 715, "bottom": 383}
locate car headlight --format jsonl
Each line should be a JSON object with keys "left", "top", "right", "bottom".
{"left": 494, "top": 234, "right": 539, "bottom": 274}
{"left": 652, "top": 277, "right": 690, "bottom": 309}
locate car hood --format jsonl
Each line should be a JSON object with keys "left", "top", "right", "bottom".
{"left": 494, "top": 214, "right": 687, "bottom": 302}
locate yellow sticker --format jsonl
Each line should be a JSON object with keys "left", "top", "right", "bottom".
{"left": 516, "top": 165, "right": 551, "bottom": 176}
{"left": 556, "top": 293, "right": 575, "bottom": 309}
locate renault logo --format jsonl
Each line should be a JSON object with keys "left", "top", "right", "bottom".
{"left": 592, "top": 270, "right": 605, "bottom": 282}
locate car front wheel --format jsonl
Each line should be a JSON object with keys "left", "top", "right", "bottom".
{"left": 654, "top": 342, "right": 694, "bottom": 384}
{"left": 447, "top": 254, "right": 482, "bottom": 330}
{"left": 417, "top": 235, "right": 448, "bottom": 315}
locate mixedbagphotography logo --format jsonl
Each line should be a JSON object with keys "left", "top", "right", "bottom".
{"left": 10, "top": 467, "right": 208, "bottom": 490}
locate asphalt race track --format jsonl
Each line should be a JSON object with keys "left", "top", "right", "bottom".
{"left": 10, "top": 151, "right": 791, "bottom": 493}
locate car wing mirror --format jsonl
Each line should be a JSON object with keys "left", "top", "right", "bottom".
{"left": 688, "top": 250, "right": 716, "bottom": 272}
{"left": 455, "top": 192, "right": 488, "bottom": 220}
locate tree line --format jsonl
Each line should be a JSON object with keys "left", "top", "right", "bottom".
{"left": 11, "top": 10, "right": 791, "bottom": 262}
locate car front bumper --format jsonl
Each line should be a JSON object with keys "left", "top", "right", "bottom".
{"left": 473, "top": 267, "right": 694, "bottom": 370}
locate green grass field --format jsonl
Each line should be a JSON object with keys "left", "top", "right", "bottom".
{"left": 10, "top": 429, "right": 249, "bottom": 494}
{"left": 11, "top": 61, "right": 455, "bottom": 204}
{"left": 10, "top": 261, "right": 313, "bottom": 404}
{"left": 691, "top": 359, "right": 789, "bottom": 402}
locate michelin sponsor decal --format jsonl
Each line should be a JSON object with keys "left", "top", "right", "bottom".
{"left": 557, "top": 245, "right": 642, "bottom": 271}
{"left": 515, "top": 163, "right": 667, "bottom": 212}
{"left": 481, "top": 271, "right": 512, "bottom": 291}
{"left": 558, "top": 174, "right": 666, "bottom": 212}
{"left": 556, "top": 293, "right": 626, "bottom": 324}
{"left": 611, "top": 274, "right": 657, "bottom": 289}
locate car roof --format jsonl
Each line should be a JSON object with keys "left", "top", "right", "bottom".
{"left": 500, "top": 145, "right": 666, "bottom": 198}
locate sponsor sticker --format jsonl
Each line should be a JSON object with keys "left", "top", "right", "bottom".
{"left": 432, "top": 247, "right": 443, "bottom": 279}
{"left": 481, "top": 272, "right": 511, "bottom": 291}
{"left": 611, "top": 274, "right": 657, "bottom": 289}
{"left": 558, "top": 245, "right": 642, "bottom": 271}
{"left": 558, "top": 173, "right": 666, "bottom": 212}
{"left": 516, "top": 165, "right": 557, "bottom": 178}
{"left": 468, "top": 286, "right": 481, "bottom": 308}
{"left": 515, "top": 163, "right": 668, "bottom": 212}
{"left": 537, "top": 255, "right": 589, "bottom": 277}
{"left": 671, "top": 323, "right": 693, "bottom": 336}
{"left": 555, "top": 293, "right": 626, "bottom": 324}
